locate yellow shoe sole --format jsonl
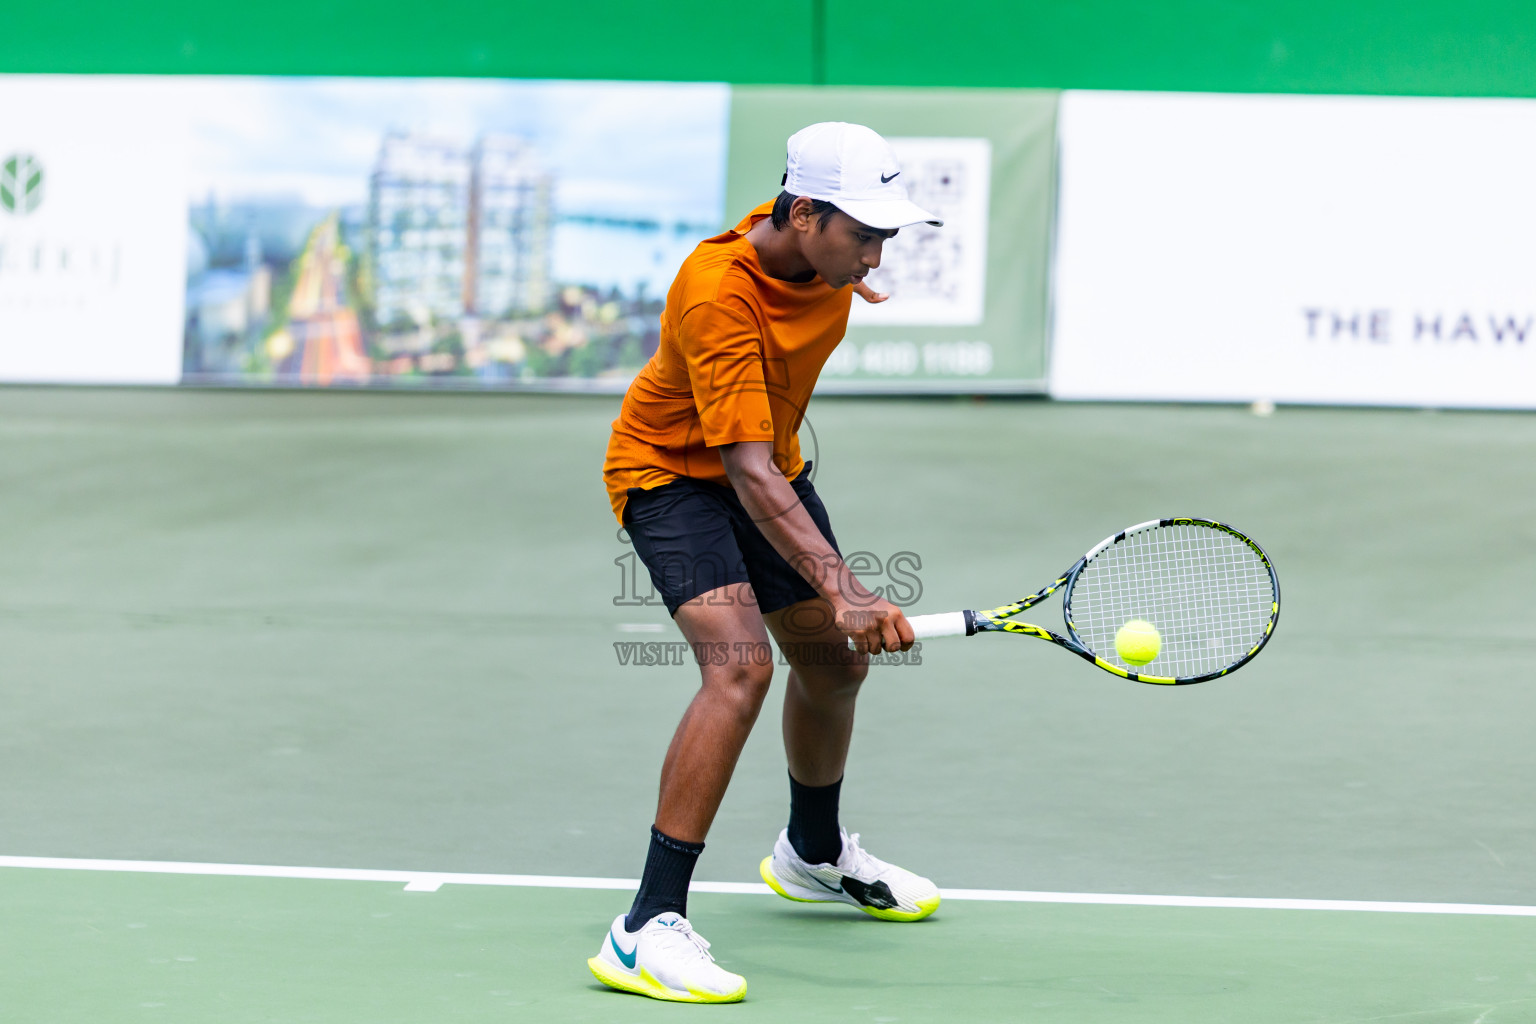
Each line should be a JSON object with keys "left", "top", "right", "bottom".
{"left": 587, "top": 956, "right": 746, "bottom": 1003}
{"left": 758, "top": 856, "right": 940, "bottom": 922}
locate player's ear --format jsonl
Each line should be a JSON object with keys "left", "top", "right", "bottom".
{"left": 788, "top": 196, "right": 816, "bottom": 232}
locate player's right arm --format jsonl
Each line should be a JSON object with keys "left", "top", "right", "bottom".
{"left": 719, "top": 440, "right": 912, "bottom": 655}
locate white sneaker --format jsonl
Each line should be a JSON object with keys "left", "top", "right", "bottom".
{"left": 587, "top": 912, "right": 747, "bottom": 1003}
{"left": 759, "top": 828, "right": 940, "bottom": 921}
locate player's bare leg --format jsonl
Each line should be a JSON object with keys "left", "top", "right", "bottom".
{"left": 588, "top": 582, "right": 767, "bottom": 1004}
{"left": 655, "top": 581, "right": 773, "bottom": 843}
{"left": 763, "top": 596, "right": 868, "bottom": 787}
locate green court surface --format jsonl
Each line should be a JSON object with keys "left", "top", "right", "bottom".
{"left": 6, "top": 868, "right": 1535, "bottom": 1024}
{"left": 3, "top": 387, "right": 1535, "bottom": 1020}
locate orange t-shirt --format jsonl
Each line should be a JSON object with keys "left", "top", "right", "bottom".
{"left": 603, "top": 201, "right": 854, "bottom": 523}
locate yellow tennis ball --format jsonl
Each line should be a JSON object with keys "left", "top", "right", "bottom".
{"left": 1115, "top": 619, "right": 1161, "bottom": 666}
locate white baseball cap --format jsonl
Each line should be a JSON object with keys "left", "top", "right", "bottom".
{"left": 782, "top": 122, "right": 943, "bottom": 230}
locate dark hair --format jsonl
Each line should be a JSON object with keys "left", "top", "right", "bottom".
{"left": 770, "top": 191, "right": 839, "bottom": 231}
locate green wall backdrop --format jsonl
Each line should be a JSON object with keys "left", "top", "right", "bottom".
{"left": 5, "top": 1, "right": 1536, "bottom": 96}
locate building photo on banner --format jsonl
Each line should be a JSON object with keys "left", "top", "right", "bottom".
{"left": 1051, "top": 90, "right": 1536, "bottom": 409}
{"left": 181, "top": 77, "right": 729, "bottom": 389}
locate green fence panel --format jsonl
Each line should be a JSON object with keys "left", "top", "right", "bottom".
{"left": 7, "top": 1, "right": 1536, "bottom": 96}
{"left": 824, "top": 0, "right": 1536, "bottom": 97}
{"left": 0, "top": 0, "right": 814, "bottom": 83}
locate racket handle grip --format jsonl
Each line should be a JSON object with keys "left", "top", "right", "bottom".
{"left": 844, "top": 610, "right": 973, "bottom": 650}
{"left": 907, "top": 611, "right": 971, "bottom": 639}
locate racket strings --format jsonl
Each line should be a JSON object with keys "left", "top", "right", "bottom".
{"left": 1069, "top": 524, "right": 1275, "bottom": 678}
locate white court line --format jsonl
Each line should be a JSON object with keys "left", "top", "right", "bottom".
{"left": 2, "top": 855, "right": 1534, "bottom": 917}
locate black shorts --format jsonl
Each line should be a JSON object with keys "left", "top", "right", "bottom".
{"left": 622, "top": 464, "right": 840, "bottom": 616}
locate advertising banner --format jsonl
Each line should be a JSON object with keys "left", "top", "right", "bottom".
{"left": 729, "top": 87, "right": 1058, "bottom": 394}
{"left": 1, "top": 76, "right": 1055, "bottom": 393}
{"left": 1053, "top": 91, "right": 1536, "bottom": 408}
{"left": 0, "top": 74, "right": 730, "bottom": 391}
{"left": 0, "top": 77, "right": 186, "bottom": 384}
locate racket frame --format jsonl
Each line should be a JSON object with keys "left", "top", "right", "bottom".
{"left": 949, "top": 517, "right": 1280, "bottom": 685}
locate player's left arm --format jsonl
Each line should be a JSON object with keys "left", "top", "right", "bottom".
{"left": 719, "top": 441, "right": 912, "bottom": 655}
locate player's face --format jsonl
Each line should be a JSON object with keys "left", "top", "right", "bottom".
{"left": 803, "top": 210, "right": 898, "bottom": 289}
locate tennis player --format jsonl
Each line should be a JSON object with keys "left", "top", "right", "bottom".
{"left": 590, "top": 122, "right": 944, "bottom": 1003}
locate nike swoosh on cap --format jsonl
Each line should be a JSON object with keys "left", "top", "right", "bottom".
{"left": 880, "top": 171, "right": 900, "bottom": 183}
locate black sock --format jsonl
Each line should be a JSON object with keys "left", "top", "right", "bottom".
{"left": 787, "top": 771, "right": 844, "bottom": 865}
{"left": 625, "top": 826, "right": 704, "bottom": 932}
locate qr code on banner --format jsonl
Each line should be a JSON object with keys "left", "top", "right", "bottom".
{"left": 850, "top": 137, "right": 991, "bottom": 327}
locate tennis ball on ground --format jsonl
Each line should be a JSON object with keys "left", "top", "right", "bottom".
{"left": 1115, "top": 619, "right": 1161, "bottom": 666}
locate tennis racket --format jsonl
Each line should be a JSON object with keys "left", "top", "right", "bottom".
{"left": 891, "top": 517, "right": 1279, "bottom": 685}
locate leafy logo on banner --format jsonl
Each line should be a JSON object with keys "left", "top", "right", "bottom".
{"left": 0, "top": 153, "right": 45, "bottom": 216}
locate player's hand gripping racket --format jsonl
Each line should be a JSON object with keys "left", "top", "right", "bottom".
{"left": 877, "top": 518, "right": 1280, "bottom": 685}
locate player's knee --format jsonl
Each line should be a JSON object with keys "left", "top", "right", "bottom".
{"left": 826, "top": 657, "right": 868, "bottom": 691}
{"left": 841, "top": 660, "right": 866, "bottom": 693}
{"left": 793, "top": 656, "right": 867, "bottom": 701}
{"left": 703, "top": 659, "right": 773, "bottom": 713}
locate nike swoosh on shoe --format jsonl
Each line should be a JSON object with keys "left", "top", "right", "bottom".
{"left": 840, "top": 876, "right": 900, "bottom": 911}
{"left": 609, "top": 932, "right": 637, "bottom": 969}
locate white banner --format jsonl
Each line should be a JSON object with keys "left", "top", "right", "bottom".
{"left": 0, "top": 77, "right": 187, "bottom": 384}
{"left": 1052, "top": 91, "right": 1536, "bottom": 408}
